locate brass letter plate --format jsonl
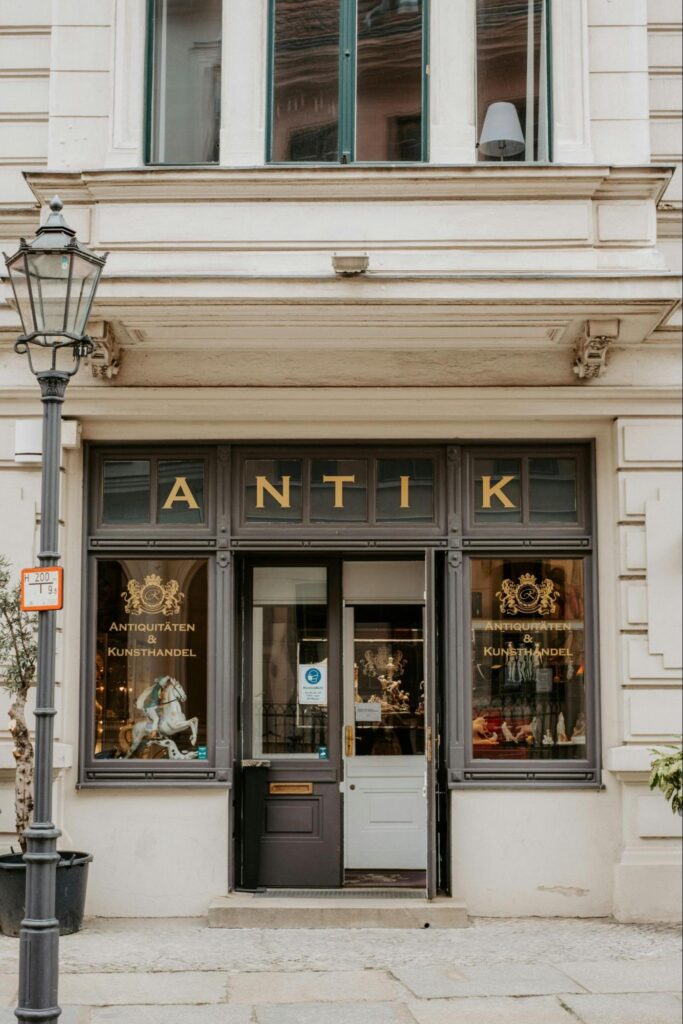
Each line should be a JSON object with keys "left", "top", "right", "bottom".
{"left": 269, "top": 782, "right": 314, "bottom": 796}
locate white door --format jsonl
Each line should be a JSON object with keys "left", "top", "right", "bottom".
{"left": 343, "top": 561, "right": 428, "bottom": 872}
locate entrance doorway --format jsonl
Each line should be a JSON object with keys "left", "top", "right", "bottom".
{"left": 240, "top": 556, "right": 434, "bottom": 893}
{"left": 343, "top": 561, "right": 427, "bottom": 888}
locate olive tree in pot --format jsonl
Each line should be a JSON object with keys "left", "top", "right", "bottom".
{"left": 649, "top": 743, "right": 683, "bottom": 817}
{"left": 0, "top": 556, "right": 92, "bottom": 936}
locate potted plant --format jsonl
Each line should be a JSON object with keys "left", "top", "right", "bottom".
{"left": 0, "top": 556, "right": 92, "bottom": 936}
{"left": 649, "top": 743, "right": 683, "bottom": 816}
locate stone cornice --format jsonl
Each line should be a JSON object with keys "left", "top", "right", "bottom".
{"left": 23, "top": 165, "right": 675, "bottom": 206}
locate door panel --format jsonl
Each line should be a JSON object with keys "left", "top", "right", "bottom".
{"left": 342, "top": 563, "right": 428, "bottom": 874}
{"left": 246, "top": 561, "right": 342, "bottom": 888}
{"left": 345, "top": 757, "right": 427, "bottom": 869}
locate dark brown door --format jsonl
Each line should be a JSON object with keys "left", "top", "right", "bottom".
{"left": 243, "top": 560, "right": 342, "bottom": 888}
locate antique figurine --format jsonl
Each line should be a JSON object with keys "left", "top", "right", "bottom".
{"left": 571, "top": 712, "right": 586, "bottom": 743}
{"left": 542, "top": 730, "right": 554, "bottom": 746}
{"left": 501, "top": 721, "right": 517, "bottom": 744}
{"left": 473, "top": 716, "right": 498, "bottom": 745}
{"left": 557, "top": 712, "right": 569, "bottom": 744}
{"left": 127, "top": 676, "right": 199, "bottom": 759}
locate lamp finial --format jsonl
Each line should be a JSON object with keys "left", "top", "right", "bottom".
{"left": 49, "top": 195, "right": 63, "bottom": 214}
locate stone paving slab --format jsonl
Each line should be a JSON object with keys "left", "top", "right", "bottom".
{"left": 0, "top": 975, "right": 16, "bottom": 1006}
{"left": 93, "top": 1007, "right": 253, "bottom": 1024}
{"left": 60, "top": 971, "right": 229, "bottom": 1006}
{"left": 394, "top": 963, "right": 583, "bottom": 998}
{"left": 407, "top": 995, "right": 575, "bottom": 1023}
{"left": 1, "top": 919, "right": 680, "bottom": 976}
{"left": 562, "top": 993, "right": 683, "bottom": 1024}
{"left": 228, "top": 969, "right": 403, "bottom": 1005}
{"left": 254, "top": 1003, "right": 416, "bottom": 1024}
{"left": 558, "top": 956, "right": 682, "bottom": 994}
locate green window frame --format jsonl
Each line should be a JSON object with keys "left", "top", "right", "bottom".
{"left": 267, "top": 0, "right": 430, "bottom": 165}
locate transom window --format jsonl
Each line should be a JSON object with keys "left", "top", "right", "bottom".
{"left": 269, "top": 0, "right": 427, "bottom": 163}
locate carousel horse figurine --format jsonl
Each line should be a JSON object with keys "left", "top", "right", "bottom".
{"left": 127, "top": 676, "right": 199, "bottom": 759}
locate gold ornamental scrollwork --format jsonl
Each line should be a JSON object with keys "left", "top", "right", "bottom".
{"left": 497, "top": 573, "right": 559, "bottom": 617}
{"left": 122, "top": 574, "right": 184, "bottom": 617}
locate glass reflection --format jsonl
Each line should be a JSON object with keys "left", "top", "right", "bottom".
{"left": 356, "top": 0, "right": 423, "bottom": 161}
{"left": 272, "top": 0, "right": 341, "bottom": 162}
{"left": 252, "top": 567, "right": 329, "bottom": 757}
{"left": 150, "top": 0, "right": 222, "bottom": 163}
{"left": 471, "top": 558, "right": 587, "bottom": 761}
{"left": 103, "top": 461, "right": 151, "bottom": 524}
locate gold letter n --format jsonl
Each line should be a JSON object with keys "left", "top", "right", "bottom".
{"left": 481, "top": 475, "right": 517, "bottom": 509}
{"left": 256, "top": 476, "right": 291, "bottom": 509}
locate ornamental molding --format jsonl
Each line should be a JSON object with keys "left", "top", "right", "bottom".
{"left": 84, "top": 323, "right": 121, "bottom": 380}
{"left": 23, "top": 166, "right": 674, "bottom": 206}
{"left": 574, "top": 318, "right": 621, "bottom": 381}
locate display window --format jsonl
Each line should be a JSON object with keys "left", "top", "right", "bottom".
{"left": 470, "top": 557, "right": 587, "bottom": 762}
{"left": 94, "top": 558, "right": 209, "bottom": 762}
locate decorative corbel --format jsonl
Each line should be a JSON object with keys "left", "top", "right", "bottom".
{"left": 85, "top": 323, "right": 121, "bottom": 379}
{"left": 573, "top": 319, "right": 620, "bottom": 380}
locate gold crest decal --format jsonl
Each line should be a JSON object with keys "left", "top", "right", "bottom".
{"left": 123, "top": 574, "right": 184, "bottom": 616}
{"left": 497, "top": 573, "right": 559, "bottom": 617}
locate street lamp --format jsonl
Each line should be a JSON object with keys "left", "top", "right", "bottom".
{"left": 3, "top": 197, "right": 106, "bottom": 1024}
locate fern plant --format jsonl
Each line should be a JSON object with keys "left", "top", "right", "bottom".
{"left": 0, "top": 557, "right": 38, "bottom": 854}
{"left": 649, "top": 744, "right": 683, "bottom": 815}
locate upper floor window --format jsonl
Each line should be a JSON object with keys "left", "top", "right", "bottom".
{"left": 477, "top": 0, "right": 551, "bottom": 162}
{"left": 146, "top": 0, "right": 222, "bottom": 164}
{"left": 269, "top": 0, "right": 427, "bottom": 164}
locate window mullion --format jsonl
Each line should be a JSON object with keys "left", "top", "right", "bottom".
{"left": 339, "top": 0, "right": 357, "bottom": 162}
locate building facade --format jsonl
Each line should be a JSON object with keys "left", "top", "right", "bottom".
{"left": 0, "top": 0, "right": 681, "bottom": 923}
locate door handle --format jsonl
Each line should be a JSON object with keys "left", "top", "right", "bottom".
{"left": 345, "top": 725, "right": 354, "bottom": 758}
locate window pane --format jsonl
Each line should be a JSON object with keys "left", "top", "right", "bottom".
{"left": 252, "top": 567, "right": 329, "bottom": 757}
{"left": 150, "top": 0, "right": 222, "bottom": 164}
{"left": 103, "top": 461, "right": 150, "bottom": 524}
{"left": 470, "top": 557, "right": 587, "bottom": 761}
{"left": 356, "top": 0, "right": 423, "bottom": 162}
{"left": 244, "top": 459, "right": 303, "bottom": 523}
{"left": 311, "top": 459, "right": 368, "bottom": 522}
{"left": 477, "top": 0, "right": 550, "bottom": 163}
{"left": 272, "top": 0, "right": 340, "bottom": 162}
{"left": 474, "top": 458, "right": 522, "bottom": 524}
{"left": 95, "top": 559, "right": 209, "bottom": 761}
{"left": 377, "top": 458, "right": 434, "bottom": 522}
{"left": 353, "top": 604, "right": 425, "bottom": 755}
{"left": 158, "top": 460, "right": 205, "bottom": 525}
{"left": 530, "top": 458, "right": 578, "bottom": 523}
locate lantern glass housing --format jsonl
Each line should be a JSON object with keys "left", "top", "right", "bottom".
{"left": 4, "top": 196, "right": 106, "bottom": 342}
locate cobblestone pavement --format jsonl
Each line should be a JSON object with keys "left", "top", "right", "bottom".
{"left": 0, "top": 918, "right": 681, "bottom": 1023}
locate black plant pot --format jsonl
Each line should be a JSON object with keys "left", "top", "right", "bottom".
{"left": 0, "top": 852, "right": 93, "bottom": 937}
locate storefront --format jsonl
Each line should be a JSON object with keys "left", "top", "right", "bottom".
{"left": 82, "top": 441, "right": 598, "bottom": 897}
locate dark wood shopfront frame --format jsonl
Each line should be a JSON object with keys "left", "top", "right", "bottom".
{"left": 79, "top": 441, "right": 601, "bottom": 805}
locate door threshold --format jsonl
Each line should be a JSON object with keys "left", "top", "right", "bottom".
{"left": 254, "top": 887, "right": 426, "bottom": 900}
{"left": 208, "top": 893, "right": 469, "bottom": 929}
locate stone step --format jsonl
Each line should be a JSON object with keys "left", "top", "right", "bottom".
{"left": 208, "top": 893, "right": 469, "bottom": 930}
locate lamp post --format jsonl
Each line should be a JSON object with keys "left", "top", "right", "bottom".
{"left": 3, "top": 197, "right": 106, "bottom": 1024}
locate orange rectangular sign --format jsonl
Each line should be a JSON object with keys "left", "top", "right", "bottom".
{"left": 20, "top": 567, "right": 63, "bottom": 612}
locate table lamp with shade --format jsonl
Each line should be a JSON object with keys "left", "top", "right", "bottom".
{"left": 479, "top": 102, "right": 526, "bottom": 161}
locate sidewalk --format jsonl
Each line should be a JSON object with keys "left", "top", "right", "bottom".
{"left": 0, "top": 917, "right": 680, "bottom": 1023}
